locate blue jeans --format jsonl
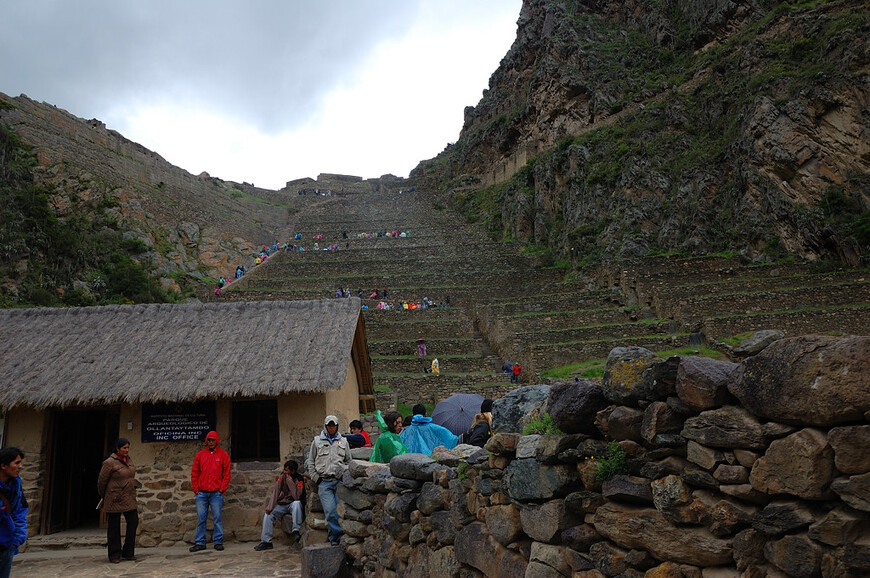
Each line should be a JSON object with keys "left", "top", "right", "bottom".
{"left": 0, "top": 547, "right": 13, "bottom": 578}
{"left": 195, "top": 491, "right": 224, "bottom": 545}
{"left": 317, "top": 479, "right": 342, "bottom": 543}
{"left": 260, "top": 501, "right": 303, "bottom": 542}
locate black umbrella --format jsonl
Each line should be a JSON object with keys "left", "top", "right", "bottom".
{"left": 431, "top": 393, "right": 485, "bottom": 436}
{"left": 501, "top": 361, "right": 515, "bottom": 373}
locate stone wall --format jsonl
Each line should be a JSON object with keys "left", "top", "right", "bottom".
{"left": 313, "top": 335, "right": 870, "bottom": 577}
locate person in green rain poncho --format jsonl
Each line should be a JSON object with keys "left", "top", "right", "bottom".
{"left": 370, "top": 410, "right": 408, "bottom": 463}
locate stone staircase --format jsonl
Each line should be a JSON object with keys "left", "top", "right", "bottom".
{"left": 224, "top": 187, "right": 870, "bottom": 410}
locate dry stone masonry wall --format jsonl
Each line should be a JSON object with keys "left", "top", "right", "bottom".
{"left": 315, "top": 335, "right": 870, "bottom": 577}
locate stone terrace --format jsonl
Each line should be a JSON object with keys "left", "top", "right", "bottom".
{"left": 224, "top": 187, "right": 870, "bottom": 409}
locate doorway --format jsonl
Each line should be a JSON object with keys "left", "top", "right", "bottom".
{"left": 43, "top": 409, "right": 119, "bottom": 534}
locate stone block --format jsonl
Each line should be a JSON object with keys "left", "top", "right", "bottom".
{"left": 589, "top": 541, "right": 629, "bottom": 575}
{"left": 828, "top": 425, "right": 870, "bottom": 474}
{"left": 602, "top": 346, "right": 661, "bottom": 405}
{"left": 505, "top": 459, "right": 579, "bottom": 500}
{"left": 389, "top": 453, "right": 450, "bottom": 481}
{"left": 519, "top": 499, "right": 581, "bottom": 543}
{"left": 752, "top": 500, "right": 815, "bottom": 536}
{"left": 301, "top": 544, "right": 352, "bottom": 578}
{"left": 548, "top": 379, "right": 609, "bottom": 435}
{"left": 808, "top": 506, "right": 870, "bottom": 546}
{"left": 593, "top": 503, "right": 733, "bottom": 567}
{"left": 560, "top": 524, "right": 601, "bottom": 552}
{"left": 830, "top": 472, "right": 870, "bottom": 512}
{"left": 750, "top": 428, "right": 835, "bottom": 499}
{"left": 713, "top": 464, "right": 749, "bottom": 484}
{"left": 601, "top": 475, "right": 653, "bottom": 505}
{"left": 336, "top": 485, "right": 375, "bottom": 510}
{"left": 485, "top": 432, "right": 521, "bottom": 454}
{"left": 682, "top": 406, "right": 768, "bottom": 450}
{"left": 516, "top": 435, "right": 540, "bottom": 459}
{"left": 455, "top": 522, "right": 528, "bottom": 577}
{"left": 675, "top": 356, "right": 738, "bottom": 411}
{"left": 416, "top": 482, "right": 447, "bottom": 515}
{"left": 485, "top": 504, "right": 524, "bottom": 545}
{"left": 763, "top": 533, "right": 823, "bottom": 578}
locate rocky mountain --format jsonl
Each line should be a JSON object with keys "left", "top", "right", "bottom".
{"left": 0, "top": 94, "right": 396, "bottom": 305}
{"left": 412, "top": 0, "right": 869, "bottom": 267}
{"left": 2, "top": 0, "right": 868, "bottom": 306}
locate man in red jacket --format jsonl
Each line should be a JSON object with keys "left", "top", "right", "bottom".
{"left": 189, "top": 431, "right": 231, "bottom": 552}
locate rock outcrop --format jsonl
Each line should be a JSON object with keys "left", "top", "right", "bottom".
{"left": 412, "top": 0, "right": 870, "bottom": 266}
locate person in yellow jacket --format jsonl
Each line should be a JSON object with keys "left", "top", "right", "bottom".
{"left": 431, "top": 358, "right": 440, "bottom": 374}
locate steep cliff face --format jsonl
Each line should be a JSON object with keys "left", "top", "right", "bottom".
{"left": 413, "top": 0, "right": 870, "bottom": 265}
{"left": 0, "top": 93, "right": 290, "bottom": 304}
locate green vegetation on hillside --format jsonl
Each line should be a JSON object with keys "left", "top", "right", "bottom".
{"left": 451, "top": 0, "right": 869, "bottom": 268}
{"left": 0, "top": 123, "right": 172, "bottom": 307}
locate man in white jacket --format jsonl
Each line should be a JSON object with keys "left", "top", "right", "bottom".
{"left": 304, "top": 415, "right": 352, "bottom": 546}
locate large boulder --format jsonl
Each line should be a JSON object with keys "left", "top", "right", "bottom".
{"left": 602, "top": 347, "right": 661, "bottom": 405}
{"left": 675, "top": 356, "right": 738, "bottom": 411}
{"left": 593, "top": 502, "right": 733, "bottom": 566}
{"left": 548, "top": 379, "right": 609, "bottom": 434}
{"left": 492, "top": 384, "right": 550, "bottom": 433}
{"left": 729, "top": 335, "right": 870, "bottom": 426}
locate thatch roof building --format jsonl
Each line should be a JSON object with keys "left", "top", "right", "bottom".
{"left": 0, "top": 298, "right": 373, "bottom": 411}
{"left": 0, "top": 298, "right": 374, "bottom": 542}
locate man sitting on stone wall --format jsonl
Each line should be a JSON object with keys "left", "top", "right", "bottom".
{"left": 254, "top": 460, "right": 304, "bottom": 551}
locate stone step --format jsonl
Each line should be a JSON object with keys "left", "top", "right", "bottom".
{"left": 522, "top": 334, "right": 692, "bottom": 369}
{"left": 371, "top": 355, "right": 492, "bottom": 374}
{"left": 23, "top": 529, "right": 106, "bottom": 552}
{"left": 668, "top": 281, "right": 870, "bottom": 323}
{"left": 372, "top": 373, "right": 517, "bottom": 408}
{"left": 368, "top": 337, "right": 479, "bottom": 356}
{"left": 700, "top": 304, "right": 870, "bottom": 341}
{"left": 508, "top": 319, "right": 681, "bottom": 346}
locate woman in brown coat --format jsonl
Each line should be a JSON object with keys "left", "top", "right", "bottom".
{"left": 97, "top": 438, "right": 139, "bottom": 563}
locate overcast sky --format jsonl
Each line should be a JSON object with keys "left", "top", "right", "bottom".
{"left": 2, "top": 1, "right": 521, "bottom": 189}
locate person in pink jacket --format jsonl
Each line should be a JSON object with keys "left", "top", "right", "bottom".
{"left": 189, "top": 431, "right": 231, "bottom": 552}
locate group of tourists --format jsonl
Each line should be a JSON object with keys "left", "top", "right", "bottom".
{"left": 355, "top": 230, "right": 410, "bottom": 239}
{"left": 0, "top": 401, "right": 495, "bottom": 573}
{"left": 369, "top": 399, "right": 493, "bottom": 465}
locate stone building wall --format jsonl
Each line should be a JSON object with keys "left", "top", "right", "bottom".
{"left": 308, "top": 335, "right": 870, "bottom": 577}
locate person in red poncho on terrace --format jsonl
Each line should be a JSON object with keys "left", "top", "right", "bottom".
{"left": 189, "top": 431, "right": 231, "bottom": 552}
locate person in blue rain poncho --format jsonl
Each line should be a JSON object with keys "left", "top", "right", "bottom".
{"left": 399, "top": 404, "right": 458, "bottom": 456}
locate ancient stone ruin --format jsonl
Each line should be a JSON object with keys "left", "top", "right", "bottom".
{"left": 302, "top": 335, "right": 870, "bottom": 577}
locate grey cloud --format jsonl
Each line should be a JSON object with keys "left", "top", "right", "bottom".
{"left": 2, "top": 0, "right": 419, "bottom": 131}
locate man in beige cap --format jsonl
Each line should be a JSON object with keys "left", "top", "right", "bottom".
{"left": 304, "top": 415, "right": 352, "bottom": 545}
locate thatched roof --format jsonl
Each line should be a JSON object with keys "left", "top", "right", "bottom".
{"left": 0, "top": 299, "right": 371, "bottom": 410}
